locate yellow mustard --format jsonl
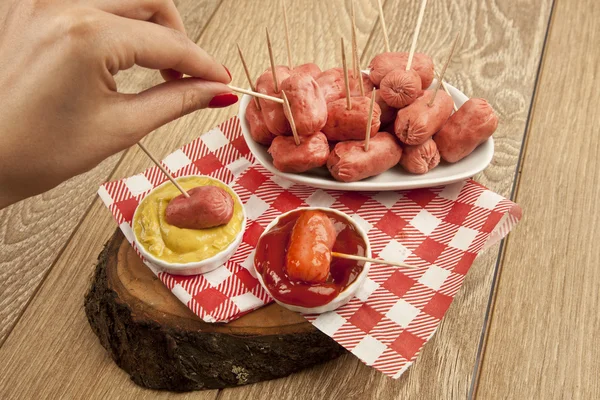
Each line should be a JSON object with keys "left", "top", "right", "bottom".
{"left": 133, "top": 176, "right": 244, "bottom": 264}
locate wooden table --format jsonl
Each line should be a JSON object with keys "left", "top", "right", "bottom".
{"left": 1, "top": 0, "right": 598, "bottom": 398}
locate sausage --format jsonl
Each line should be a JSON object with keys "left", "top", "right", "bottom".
{"left": 327, "top": 132, "right": 403, "bottom": 182}
{"left": 394, "top": 89, "right": 454, "bottom": 145}
{"left": 379, "top": 68, "right": 422, "bottom": 108}
{"left": 256, "top": 66, "right": 291, "bottom": 135}
{"left": 293, "top": 63, "right": 322, "bottom": 78}
{"left": 165, "top": 186, "right": 234, "bottom": 229}
{"left": 286, "top": 210, "right": 336, "bottom": 283}
{"left": 268, "top": 132, "right": 330, "bottom": 173}
{"left": 434, "top": 98, "right": 499, "bottom": 163}
{"left": 280, "top": 72, "right": 327, "bottom": 136}
{"left": 399, "top": 138, "right": 440, "bottom": 174}
{"left": 375, "top": 89, "right": 398, "bottom": 126}
{"left": 368, "top": 52, "right": 434, "bottom": 88}
{"left": 245, "top": 98, "right": 276, "bottom": 145}
{"left": 316, "top": 68, "right": 375, "bottom": 103}
{"left": 323, "top": 96, "right": 381, "bottom": 141}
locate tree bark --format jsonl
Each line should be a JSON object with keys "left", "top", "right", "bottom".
{"left": 84, "top": 230, "right": 344, "bottom": 391}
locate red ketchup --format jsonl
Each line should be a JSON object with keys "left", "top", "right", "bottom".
{"left": 254, "top": 210, "right": 367, "bottom": 308}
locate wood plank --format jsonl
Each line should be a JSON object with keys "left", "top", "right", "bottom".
{"left": 219, "top": 0, "right": 553, "bottom": 398}
{"left": 0, "top": 0, "right": 222, "bottom": 346}
{"left": 476, "top": 0, "right": 600, "bottom": 397}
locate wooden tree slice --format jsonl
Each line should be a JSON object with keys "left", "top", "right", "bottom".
{"left": 84, "top": 230, "right": 345, "bottom": 391}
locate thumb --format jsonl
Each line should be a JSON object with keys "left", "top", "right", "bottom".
{"left": 115, "top": 78, "right": 238, "bottom": 144}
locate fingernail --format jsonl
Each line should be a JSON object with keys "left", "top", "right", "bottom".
{"left": 209, "top": 93, "right": 238, "bottom": 108}
{"left": 223, "top": 65, "right": 232, "bottom": 80}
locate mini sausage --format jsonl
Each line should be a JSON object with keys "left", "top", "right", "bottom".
{"left": 327, "top": 132, "right": 403, "bottom": 182}
{"left": 268, "top": 132, "right": 330, "bottom": 173}
{"left": 323, "top": 96, "right": 381, "bottom": 141}
{"left": 434, "top": 98, "right": 499, "bottom": 163}
{"left": 245, "top": 98, "right": 276, "bottom": 145}
{"left": 280, "top": 72, "right": 327, "bottom": 136}
{"left": 399, "top": 138, "right": 440, "bottom": 174}
{"left": 165, "top": 186, "right": 234, "bottom": 229}
{"left": 293, "top": 63, "right": 322, "bottom": 78}
{"left": 368, "top": 52, "right": 434, "bottom": 88}
{"left": 256, "top": 66, "right": 291, "bottom": 135}
{"left": 375, "top": 89, "right": 398, "bottom": 126}
{"left": 394, "top": 89, "right": 454, "bottom": 145}
{"left": 286, "top": 210, "right": 336, "bottom": 283}
{"left": 379, "top": 68, "right": 422, "bottom": 108}
{"left": 316, "top": 68, "right": 375, "bottom": 103}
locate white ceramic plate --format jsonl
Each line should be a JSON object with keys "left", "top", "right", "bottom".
{"left": 238, "top": 79, "right": 494, "bottom": 191}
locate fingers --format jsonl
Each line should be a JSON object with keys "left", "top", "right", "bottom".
{"left": 93, "top": 0, "right": 187, "bottom": 81}
{"left": 105, "top": 15, "right": 230, "bottom": 84}
{"left": 113, "top": 79, "right": 238, "bottom": 145}
{"left": 93, "top": 0, "right": 186, "bottom": 33}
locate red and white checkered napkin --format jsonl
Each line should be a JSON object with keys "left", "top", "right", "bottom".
{"left": 98, "top": 116, "right": 521, "bottom": 379}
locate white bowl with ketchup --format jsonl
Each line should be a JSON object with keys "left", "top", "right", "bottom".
{"left": 254, "top": 207, "right": 371, "bottom": 314}
{"left": 132, "top": 175, "right": 246, "bottom": 276}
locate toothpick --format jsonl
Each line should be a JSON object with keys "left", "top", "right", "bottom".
{"left": 281, "top": 0, "right": 293, "bottom": 69}
{"left": 406, "top": 0, "right": 428, "bottom": 71}
{"left": 236, "top": 43, "right": 261, "bottom": 110}
{"left": 364, "top": 88, "right": 376, "bottom": 151}
{"left": 351, "top": 0, "right": 358, "bottom": 77}
{"left": 428, "top": 33, "right": 459, "bottom": 107}
{"left": 137, "top": 143, "right": 189, "bottom": 198}
{"left": 436, "top": 70, "right": 458, "bottom": 112}
{"left": 341, "top": 38, "right": 352, "bottom": 110}
{"left": 281, "top": 90, "right": 300, "bottom": 146}
{"left": 351, "top": 0, "right": 364, "bottom": 96}
{"left": 265, "top": 27, "right": 279, "bottom": 93}
{"left": 227, "top": 85, "right": 284, "bottom": 104}
{"left": 376, "top": 0, "right": 390, "bottom": 53}
{"left": 331, "top": 252, "right": 416, "bottom": 269}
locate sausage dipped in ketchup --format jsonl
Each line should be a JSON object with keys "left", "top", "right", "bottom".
{"left": 254, "top": 209, "right": 367, "bottom": 308}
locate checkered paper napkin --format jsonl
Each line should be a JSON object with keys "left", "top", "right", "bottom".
{"left": 98, "top": 116, "right": 521, "bottom": 379}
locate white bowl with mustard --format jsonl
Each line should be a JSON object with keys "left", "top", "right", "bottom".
{"left": 132, "top": 175, "right": 246, "bottom": 276}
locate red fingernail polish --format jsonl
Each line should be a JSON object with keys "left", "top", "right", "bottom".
{"left": 209, "top": 93, "right": 238, "bottom": 108}
{"left": 223, "top": 65, "right": 232, "bottom": 80}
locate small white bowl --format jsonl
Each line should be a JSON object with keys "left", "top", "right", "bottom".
{"left": 133, "top": 175, "right": 246, "bottom": 276}
{"left": 254, "top": 207, "right": 371, "bottom": 314}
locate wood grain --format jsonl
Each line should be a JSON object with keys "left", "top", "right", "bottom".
{"left": 0, "top": 0, "right": 223, "bottom": 346}
{"left": 0, "top": 0, "right": 554, "bottom": 399}
{"left": 476, "top": 0, "right": 600, "bottom": 397}
{"left": 218, "top": 0, "right": 553, "bottom": 398}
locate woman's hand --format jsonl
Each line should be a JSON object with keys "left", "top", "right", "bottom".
{"left": 0, "top": 0, "right": 238, "bottom": 208}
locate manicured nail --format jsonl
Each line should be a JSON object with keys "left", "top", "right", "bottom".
{"left": 223, "top": 64, "right": 232, "bottom": 80}
{"left": 209, "top": 93, "right": 238, "bottom": 108}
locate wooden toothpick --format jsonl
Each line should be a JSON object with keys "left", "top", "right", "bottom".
{"left": 227, "top": 85, "right": 284, "bottom": 104}
{"left": 341, "top": 37, "right": 352, "bottom": 110}
{"left": 331, "top": 252, "right": 416, "bottom": 269}
{"left": 428, "top": 33, "right": 459, "bottom": 107}
{"left": 137, "top": 142, "right": 189, "bottom": 198}
{"left": 351, "top": 0, "right": 358, "bottom": 77}
{"left": 281, "top": 90, "right": 300, "bottom": 146}
{"left": 364, "top": 88, "right": 376, "bottom": 151}
{"left": 281, "top": 0, "right": 293, "bottom": 69}
{"left": 265, "top": 27, "right": 279, "bottom": 93}
{"left": 376, "top": 0, "right": 390, "bottom": 53}
{"left": 406, "top": 0, "right": 428, "bottom": 71}
{"left": 236, "top": 43, "right": 261, "bottom": 110}
{"left": 436, "top": 70, "right": 458, "bottom": 112}
{"left": 351, "top": 0, "right": 365, "bottom": 96}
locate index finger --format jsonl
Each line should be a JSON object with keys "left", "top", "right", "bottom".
{"left": 106, "top": 14, "right": 230, "bottom": 84}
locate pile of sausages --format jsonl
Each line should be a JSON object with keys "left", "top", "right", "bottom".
{"left": 246, "top": 52, "right": 498, "bottom": 183}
